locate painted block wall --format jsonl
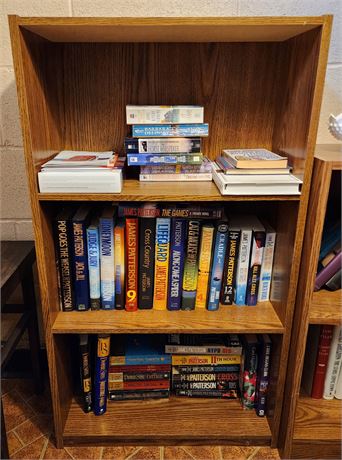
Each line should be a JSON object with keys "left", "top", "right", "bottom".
{"left": 0, "top": 0, "right": 341, "bottom": 240}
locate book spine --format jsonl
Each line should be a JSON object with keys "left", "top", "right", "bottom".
{"left": 311, "top": 325, "right": 334, "bottom": 398}
{"left": 54, "top": 217, "right": 74, "bottom": 311}
{"left": 118, "top": 205, "right": 222, "bottom": 220}
{"left": 315, "top": 251, "right": 342, "bottom": 291}
{"left": 139, "top": 173, "right": 212, "bottom": 182}
{"left": 195, "top": 225, "right": 215, "bottom": 309}
{"left": 109, "top": 390, "right": 170, "bottom": 401}
{"left": 181, "top": 220, "right": 201, "bottom": 310}
{"left": 246, "top": 230, "right": 266, "bottom": 306}
{"left": 168, "top": 219, "right": 186, "bottom": 310}
{"left": 72, "top": 219, "right": 90, "bottom": 311}
{"left": 114, "top": 220, "right": 125, "bottom": 310}
{"left": 108, "top": 379, "right": 170, "bottom": 391}
{"left": 258, "top": 231, "right": 276, "bottom": 302}
{"left": 153, "top": 218, "right": 171, "bottom": 310}
{"left": 125, "top": 137, "right": 202, "bottom": 154}
{"left": 241, "top": 340, "right": 259, "bottom": 409}
{"left": 172, "top": 372, "right": 239, "bottom": 382}
{"left": 109, "top": 371, "right": 170, "bottom": 381}
{"left": 174, "top": 365, "right": 240, "bottom": 374}
{"left": 207, "top": 222, "right": 229, "bottom": 311}
{"left": 127, "top": 153, "right": 203, "bottom": 166}
{"left": 125, "top": 218, "right": 139, "bottom": 311}
{"left": 109, "top": 364, "right": 171, "bottom": 373}
{"left": 175, "top": 389, "right": 237, "bottom": 399}
{"left": 126, "top": 106, "right": 204, "bottom": 124}
{"left": 79, "top": 334, "right": 92, "bottom": 413}
{"left": 235, "top": 229, "right": 252, "bottom": 305}
{"left": 100, "top": 216, "right": 115, "bottom": 309}
{"left": 166, "top": 345, "right": 242, "bottom": 354}
{"left": 172, "top": 380, "right": 239, "bottom": 391}
{"left": 93, "top": 335, "right": 110, "bottom": 416}
{"left": 220, "top": 230, "right": 241, "bottom": 305}
{"left": 140, "top": 162, "right": 211, "bottom": 174}
{"left": 86, "top": 226, "right": 101, "bottom": 310}
{"left": 323, "top": 326, "right": 342, "bottom": 399}
{"left": 138, "top": 217, "right": 156, "bottom": 309}
{"left": 110, "top": 355, "right": 172, "bottom": 366}
{"left": 172, "top": 355, "right": 241, "bottom": 366}
{"left": 334, "top": 366, "right": 342, "bottom": 399}
{"left": 132, "top": 124, "right": 209, "bottom": 137}
{"left": 255, "top": 338, "right": 272, "bottom": 417}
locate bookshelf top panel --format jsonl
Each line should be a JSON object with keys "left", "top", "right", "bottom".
{"left": 13, "top": 16, "right": 327, "bottom": 43}
{"left": 315, "top": 144, "right": 342, "bottom": 170}
{"left": 309, "top": 289, "right": 342, "bottom": 325}
{"left": 51, "top": 302, "right": 284, "bottom": 334}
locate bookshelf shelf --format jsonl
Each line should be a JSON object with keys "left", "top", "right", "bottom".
{"left": 9, "top": 14, "right": 332, "bottom": 450}
{"left": 309, "top": 290, "right": 342, "bottom": 325}
{"left": 63, "top": 396, "right": 272, "bottom": 445}
{"left": 51, "top": 302, "right": 284, "bottom": 334}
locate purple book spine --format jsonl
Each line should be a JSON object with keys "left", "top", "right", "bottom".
{"left": 315, "top": 251, "right": 342, "bottom": 291}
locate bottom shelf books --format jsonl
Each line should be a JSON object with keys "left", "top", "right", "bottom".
{"left": 78, "top": 333, "right": 273, "bottom": 418}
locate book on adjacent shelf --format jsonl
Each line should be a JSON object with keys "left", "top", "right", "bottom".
{"left": 311, "top": 325, "right": 334, "bottom": 399}
{"left": 323, "top": 326, "right": 342, "bottom": 400}
{"left": 126, "top": 105, "right": 204, "bottom": 125}
{"left": 93, "top": 335, "right": 110, "bottom": 416}
{"left": 315, "top": 251, "right": 342, "bottom": 291}
{"left": 240, "top": 334, "right": 259, "bottom": 409}
{"left": 222, "top": 149, "right": 288, "bottom": 169}
{"left": 255, "top": 334, "right": 272, "bottom": 417}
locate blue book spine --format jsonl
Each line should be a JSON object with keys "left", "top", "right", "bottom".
{"left": 127, "top": 153, "right": 203, "bottom": 166}
{"left": 93, "top": 335, "right": 110, "bottom": 416}
{"left": 132, "top": 124, "right": 209, "bottom": 138}
{"left": 87, "top": 226, "right": 100, "bottom": 310}
{"left": 118, "top": 355, "right": 172, "bottom": 366}
{"left": 235, "top": 229, "right": 252, "bottom": 305}
{"left": 168, "top": 219, "right": 186, "bottom": 311}
{"left": 100, "top": 216, "right": 115, "bottom": 309}
{"left": 72, "top": 218, "right": 90, "bottom": 311}
{"left": 207, "top": 222, "right": 229, "bottom": 311}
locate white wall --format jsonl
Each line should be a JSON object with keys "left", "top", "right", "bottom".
{"left": 1, "top": 0, "right": 341, "bottom": 240}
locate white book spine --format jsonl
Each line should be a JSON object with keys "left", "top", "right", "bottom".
{"left": 235, "top": 229, "right": 252, "bottom": 305}
{"left": 334, "top": 364, "right": 342, "bottom": 399}
{"left": 258, "top": 231, "right": 276, "bottom": 302}
{"left": 323, "top": 326, "right": 342, "bottom": 399}
{"left": 139, "top": 173, "right": 212, "bottom": 182}
{"left": 126, "top": 106, "right": 204, "bottom": 124}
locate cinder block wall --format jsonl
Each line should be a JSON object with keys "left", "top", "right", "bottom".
{"left": 1, "top": 0, "right": 341, "bottom": 241}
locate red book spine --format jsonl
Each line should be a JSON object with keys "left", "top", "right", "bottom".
{"left": 109, "top": 380, "right": 170, "bottom": 391}
{"left": 311, "top": 325, "right": 334, "bottom": 399}
{"left": 125, "top": 218, "right": 139, "bottom": 311}
{"left": 109, "top": 364, "right": 171, "bottom": 373}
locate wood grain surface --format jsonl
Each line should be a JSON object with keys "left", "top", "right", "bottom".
{"left": 63, "top": 396, "right": 272, "bottom": 445}
{"left": 309, "top": 290, "right": 342, "bottom": 325}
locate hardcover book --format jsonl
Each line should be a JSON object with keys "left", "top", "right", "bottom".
{"left": 79, "top": 334, "right": 92, "bottom": 413}
{"left": 323, "top": 326, "right": 342, "bottom": 400}
{"left": 222, "top": 149, "right": 288, "bottom": 169}
{"left": 258, "top": 223, "right": 276, "bottom": 302}
{"left": 110, "top": 336, "right": 171, "bottom": 366}
{"left": 114, "top": 219, "right": 125, "bottom": 310}
{"left": 153, "top": 218, "right": 171, "bottom": 310}
{"left": 240, "top": 334, "right": 259, "bottom": 410}
{"left": 86, "top": 218, "right": 101, "bottom": 310}
{"left": 132, "top": 124, "right": 209, "bottom": 138}
{"left": 220, "top": 228, "right": 241, "bottom": 305}
{"left": 93, "top": 335, "right": 110, "bottom": 416}
{"left": 100, "top": 207, "right": 115, "bottom": 309}
{"left": 125, "top": 137, "right": 202, "bottom": 154}
{"left": 125, "top": 218, "right": 139, "bottom": 311}
{"left": 195, "top": 224, "right": 215, "bottom": 309}
{"left": 207, "top": 222, "right": 229, "bottom": 311}
{"left": 139, "top": 211, "right": 156, "bottom": 309}
{"left": 302, "top": 325, "right": 321, "bottom": 395}
{"left": 118, "top": 204, "right": 223, "bottom": 220}
{"left": 311, "top": 325, "right": 334, "bottom": 399}
{"left": 127, "top": 153, "right": 203, "bottom": 166}
{"left": 126, "top": 105, "right": 204, "bottom": 125}
{"left": 181, "top": 220, "right": 201, "bottom": 310}
{"left": 245, "top": 217, "right": 266, "bottom": 306}
{"left": 255, "top": 334, "right": 272, "bottom": 417}
{"left": 72, "top": 205, "right": 92, "bottom": 311}
{"left": 232, "top": 216, "right": 253, "bottom": 306}
{"left": 54, "top": 208, "right": 75, "bottom": 312}
{"left": 168, "top": 219, "right": 186, "bottom": 310}
{"left": 216, "top": 155, "right": 290, "bottom": 175}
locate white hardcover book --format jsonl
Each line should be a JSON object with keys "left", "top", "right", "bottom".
{"left": 38, "top": 170, "right": 122, "bottom": 193}
{"left": 323, "top": 326, "right": 342, "bottom": 399}
{"left": 211, "top": 162, "right": 302, "bottom": 195}
{"left": 139, "top": 173, "right": 212, "bottom": 182}
{"left": 334, "top": 364, "right": 342, "bottom": 399}
{"left": 258, "top": 224, "right": 276, "bottom": 302}
{"left": 126, "top": 105, "right": 204, "bottom": 124}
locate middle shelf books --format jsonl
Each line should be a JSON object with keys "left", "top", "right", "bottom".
{"left": 54, "top": 203, "right": 277, "bottom": 312}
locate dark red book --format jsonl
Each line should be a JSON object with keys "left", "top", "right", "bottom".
{"left": 125, "top": 218, "right": 139, "bottom": 311}
{"left": 311, "top": 325, "right": 334, "bottom": 399}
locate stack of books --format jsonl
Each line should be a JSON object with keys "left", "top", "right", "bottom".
{"left": 124, "top": 105, "right": 212, "bottom": 182}
{"left": 38, "top": 150, "right": 125, "bottom": 193}
{"left": 211, "top": 148, "right": 302, "bottom": 195}
{"left": 315, "top": 219, "right": 341, "bottom": 291}
{"left": 303, "top": 325, "right": 342, "bottom": 400}
{"left": 167, "top": 334, "right": 242, "bottom": 400}
{"left": 108, "top": 335, "right": 171, "bottom": 401}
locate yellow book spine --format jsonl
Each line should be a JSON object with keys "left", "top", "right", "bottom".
{"left": 195, "top": 225, "right": 215, "bottom": 308}
{"left": 153, "top": 218, "right": 171, "bottom": 310}
{"left": 172, "top": 355, "right": 241, "bottom": 366}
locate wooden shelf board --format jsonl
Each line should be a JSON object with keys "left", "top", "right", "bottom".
{"left": 309, "top": 290, "right": 342, "bottom": 325}
{"left": 52, "top": 301, "right": 284, "bottom": 334}
{"left": 315, "top": 144, "right": 342, "bottom": 170}
{"left": 14, "top": 16, "right": 325, "bottom": 43}
{"left": 63, "top": 396, "right": 272, "bottom": 445}
{"left": 38, "top": 180, "right": 301, "bottom": 202}
{"left": 294, "top": 395, "right": 342, "bottom": 442}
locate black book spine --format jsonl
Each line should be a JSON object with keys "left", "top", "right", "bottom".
{"left": 255, "top": 336, "right": 272, "bottom": 417}
{"left": 175, "top": 389, "right": 237, "bottom": 399}
{"left": 172, "top": 379, "right": 239, "bottom": 391}
{"left": 174, "top": 364, "right": 240, "bottom": 374}
{"left": 54, "top": 215, "right": 74, "bottom": 311}
{"left": 79, "top": 334, "right": 92, "bottom": 413}
{"left": 138, "top": 217, "right": 156, "bottom": 309}
{"left": 72, "top": 217, "right": 90, "bottom": 311}
{"left": 220, "top": 230, "right": 241, "bottom": 304}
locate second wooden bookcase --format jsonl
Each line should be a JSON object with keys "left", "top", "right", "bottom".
{"left": 9, "top": 16, "right": 331, "bottom": 448}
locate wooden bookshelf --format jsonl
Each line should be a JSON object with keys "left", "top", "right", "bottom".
{"left": 9, "top": 15, "right": 331, "bottom": 449}
{"left": 280, "top": 145, "right": 342, "bottom": 458}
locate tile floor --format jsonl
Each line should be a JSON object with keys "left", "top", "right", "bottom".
{"left": 2, "top": 378, "right": 281, "bottom": 460}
